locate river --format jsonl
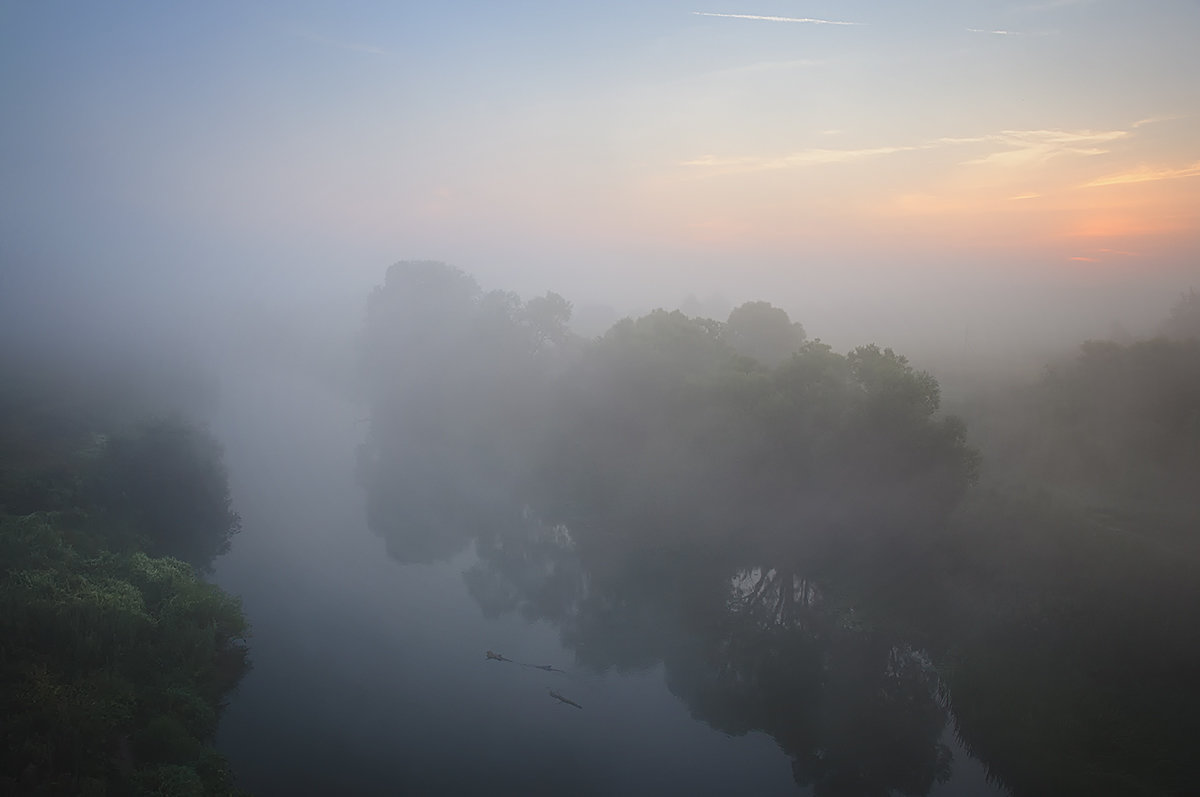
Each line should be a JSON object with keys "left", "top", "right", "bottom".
{"left": 210, "top": 365, "right": 1005, "bottom": 796}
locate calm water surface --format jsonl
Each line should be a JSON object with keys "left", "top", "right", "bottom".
{"left": 211, "top": 368, "right": 1005, "bottom": 796}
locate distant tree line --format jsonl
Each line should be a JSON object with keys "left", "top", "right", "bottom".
{"left": 360, "top": 261, "right": 978, "bottom": 571}
{"left": 927, "top": 288, "right": 1200, "bottom": 796}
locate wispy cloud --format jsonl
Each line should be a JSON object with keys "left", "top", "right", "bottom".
{"left": 963, "top": 129, "right": 1129, "bottom": 167}
{"left": 692, "top": 12, "right": 861, "bottom": 26}
{"left": 1083, "top": 161, "right": 1200, "bottom": 188}
{"left": 1068, "top": 247, "right": 1141, "bottom": 262}
{"left": 682, "top": 128, "right": 1130, "bottom": 175}
{"left": 683, "top": 145, "right": 923, "bottom": 171}
{"left": 1131, "top": 113, "right": 1191, "bottom": 128}
{"left": 967, "top": 26, "right": 1057, "bottom": 37}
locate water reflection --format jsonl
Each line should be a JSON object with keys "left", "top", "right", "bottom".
{"left": 359, "top": 444, "right": 963, "bottom": 796}
{"left": 358, "top": 422, "right": 1200, "bottom": 797}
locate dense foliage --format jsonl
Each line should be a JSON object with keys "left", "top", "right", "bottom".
{"left": 1, "top": 374, "right": 249, "bottom": 795}
{"left": 935, "top": 331, "right": 1200, "bottom": 796}
{"left": 363, "top": 262, "right": 978, "bottom": 569}
{"left": 970, "top": 336, "right": 1200, "bottom": 508}
{"left": 91, "top": 419, "right": 242, "bottom": 571}
{"left": 539, "top": 314, "right": 977, "bottom": 568}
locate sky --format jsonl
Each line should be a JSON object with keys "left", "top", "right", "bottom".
{"left": 2, "top": 0, "right": 1199, "bottom": 350}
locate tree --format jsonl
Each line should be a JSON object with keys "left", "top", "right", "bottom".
{"left": 525, "top": 291, "right": 573, "bottom": 350}
{"left": 0, "top": 514, "right": 249, "bottom": 795}
{"left": 363, "top": 260, "right": 482, "bottom": 400}
{"left": 724, "top": 301, "right": 807, "bottom": 366}
{"left": 0, "top": 346, "right": 250, "bottom": 794}
{"left": 743, "top": 342, "right": 978, "bottom": 554}
{"left": 1004, "top": 337, "right": 1200, "bottom": 506}
{"left": 1162, "top": 288, "right": 1200, "bottom": 341}
{"left": 359, "top": 263, "right": 582, "bottom": 561}
{"left": 93, "top": 418, "right": 241, "bottom": 572}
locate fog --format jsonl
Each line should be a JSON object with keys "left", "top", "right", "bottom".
{"left": 3, "top": 3, "right": 1200, "bottom": 796}
{"left": 5, "top": 250, "right": 1197, "bottom": 794}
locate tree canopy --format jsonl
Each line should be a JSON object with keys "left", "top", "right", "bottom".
{"left": 91, "top": 418, "right": 241, "bottom": 572}
{"left": 360, "top": 262, "right": 978, "bottom": 571}
{"left": 0, "top": 363, "right": 249, "bottom": 795}
{"left": 723, "top": 300, "right": 807, "bottom": 366}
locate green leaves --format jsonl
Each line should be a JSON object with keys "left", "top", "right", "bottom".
{"left": 0, "top": 383, "right": 249, "bottom": 796}
{"left": 0, "top": 515, "right": 249, "bottom": 794}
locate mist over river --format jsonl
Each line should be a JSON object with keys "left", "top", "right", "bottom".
{"left": 210, "top": 363, "right": 1004, "bottom": 797}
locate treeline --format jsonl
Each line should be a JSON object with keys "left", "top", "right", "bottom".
{"left": 360, "top": 261, "right": 1200, "bottom": 796}
{"left": 360, "top": 261, "right": 978, "bottom": 571}
{"left": 928, "top": 290, "right": 1200, "bottom": 796}
{"left": 0, "top": 363, "right": 249, "bottom": 795}
{"left": 965, "top": 337, "right": 1200, "bottom": 510}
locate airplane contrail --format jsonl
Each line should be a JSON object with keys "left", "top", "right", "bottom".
{"left": 693, "top": 12, "right": 860, "bottom": 26}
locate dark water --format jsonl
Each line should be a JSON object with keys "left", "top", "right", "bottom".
{"left": 211, "top": 368, "right": 1005, "bottom": 796}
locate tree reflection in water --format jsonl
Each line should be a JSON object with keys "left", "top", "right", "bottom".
{"left": 360, "top": 461, "right": 956, "bottom": 796}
